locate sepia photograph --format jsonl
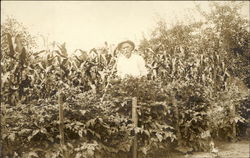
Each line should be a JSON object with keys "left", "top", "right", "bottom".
{"left": 1, "top": 1, "right": 249, "bottom": 158}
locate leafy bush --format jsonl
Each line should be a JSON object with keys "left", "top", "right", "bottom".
{"left": 1, "top": 2, "right": 249, "bottom": 157}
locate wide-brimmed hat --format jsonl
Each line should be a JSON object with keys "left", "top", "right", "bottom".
{"left": 117, "top": 40, "right": 135, "bottom": 51}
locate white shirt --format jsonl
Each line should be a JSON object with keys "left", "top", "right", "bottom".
{"left": 116, "top": 53, "right": 148, "bottom": 79}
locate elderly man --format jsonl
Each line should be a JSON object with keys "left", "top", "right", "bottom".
{"left": 116, "top": 40, "right": 148, "bottom": 79}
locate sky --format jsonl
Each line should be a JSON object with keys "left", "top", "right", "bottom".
{"left": 1, "top": 1, "right": 249, "bottom": 53}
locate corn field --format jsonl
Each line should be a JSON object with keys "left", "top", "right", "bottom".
{"left": 1, "top": 2, "right": 249, "bottom": 158}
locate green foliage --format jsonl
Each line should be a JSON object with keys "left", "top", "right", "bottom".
{"left": 138, "top": 1, "right": 249, "bottom": 152}
{"left": 1, "top": 2, "right": 249, "bottom": 157}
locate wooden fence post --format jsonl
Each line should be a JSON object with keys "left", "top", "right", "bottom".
{"left": 58, "top": 92, "right": 69, "bottom": 158}
{"left": 59, "top": 92, "right": 65, "bottom": 146}
{"left": 132, "top": 97, "right": 138, "bottom": 158}
{"left": 172, "top": 94, "right": 181, "bottom": 146}
{"left": 1, "top": 104, "right": 6, "bottom": 157}
{"left": 230, "top": 103, "right": 236, "bottom": 142}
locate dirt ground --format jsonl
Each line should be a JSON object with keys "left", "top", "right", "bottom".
{"left": 169, "top": 139, "right": 249, "bottom": 158}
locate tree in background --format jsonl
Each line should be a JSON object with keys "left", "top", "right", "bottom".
{"left": 1, "top": 2, "right": 249, "bottom": 157}
{"left": 1, "top": 17, "right": 37, "bottom": 105}
{"left": 196, "top": 1, "right": 249, "bottom": 86}
{"left": 140, "top": 2, "right": 249, "bottom": 82}
{"left": 196, "top": 1, "right": 250, "bottom": 137}
{"left": 138, "top": 1, "right": 249, "bottom": 149}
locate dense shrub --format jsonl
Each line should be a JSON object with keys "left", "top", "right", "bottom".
{"left": 1, "top": 2, "right": 249, "bottom": 158}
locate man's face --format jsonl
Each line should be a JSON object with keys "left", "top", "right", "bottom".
{"left": 120, "top": 43, "right": 133, "bottom": 58}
